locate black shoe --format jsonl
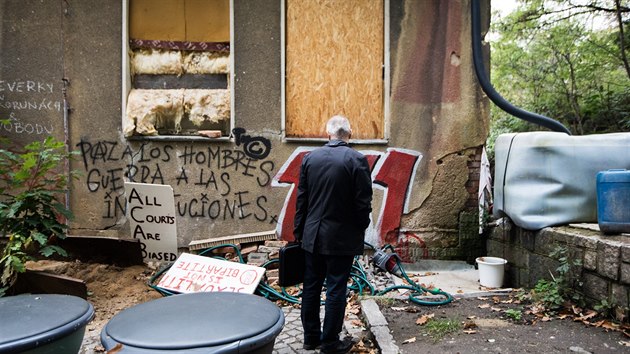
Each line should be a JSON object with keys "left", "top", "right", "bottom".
{"left": 320, "top": 338, "right": 354, "bottom": 354}
{"left": 303, "top": 342, "right": 321, "bottom": 350}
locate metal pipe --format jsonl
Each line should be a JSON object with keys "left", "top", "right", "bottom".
{"left": 471, "top": 0, "right": 572, "bottom": 135}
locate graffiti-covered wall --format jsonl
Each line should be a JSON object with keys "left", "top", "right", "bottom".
{"left": 0, "top": 0, "right": 490, "bottom": 263}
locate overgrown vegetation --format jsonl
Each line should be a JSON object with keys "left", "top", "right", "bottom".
{"left": 522, "top": 245, "right": 584, "bottom": 315}
{"left": 488, "top": 0, "right": 630, "bottom": 156}
{"left": 0, "top": 134, "right": 78, "bottom": 296}
{"left": 423, "top": 318, "right": 462, "bottom": 341}
{"left": 504, "top": 308, "right": 523, "bottom": 321}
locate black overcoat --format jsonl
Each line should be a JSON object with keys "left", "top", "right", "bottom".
{"left": 293, "top": 140, "right": 373, "bottom": 255}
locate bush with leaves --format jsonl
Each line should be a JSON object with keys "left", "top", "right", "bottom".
{"left": 530, "top": 245, "right": 584, "bottom": 314}
{"left": 0, "top": 135, "right": 78, "bottom": 295}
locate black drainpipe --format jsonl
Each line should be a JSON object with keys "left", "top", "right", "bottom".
{"left": 471, "top": 0, "right": 572, "bottom": 135}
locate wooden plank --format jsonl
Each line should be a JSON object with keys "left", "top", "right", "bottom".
{"left": 286, "top": 0, "right": 384, "bottom": 139}
{"left": 11, "top": 271, "right": 88, "bottom": 299}
{"left": 130, "top": 0, "right": 186, "bottom": 41}
{"left": 188, "top": 230, "right": 277, "bottom": 251}
{"left": 185, "top": 0, "right": 230, "bottom": 42}
{"left": 60, "top": 236, "right": 144, "bottom": 266}
{"left": 133, "top": 74, "right": 228, "bottom": 90}
{"left": 130, "top": 0, "right": 229, "bottom": 42}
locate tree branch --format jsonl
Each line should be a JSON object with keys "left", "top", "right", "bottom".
{"left": 614, "top": 0, "right": 630, "bottom": 79}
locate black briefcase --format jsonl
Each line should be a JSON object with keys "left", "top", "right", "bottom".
{"left": 278, "top": 243, "right": 305, "bottom": 287}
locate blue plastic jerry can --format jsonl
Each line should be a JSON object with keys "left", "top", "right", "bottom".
{"left": 596, "top": 169, "right": 630, "bottom": 234}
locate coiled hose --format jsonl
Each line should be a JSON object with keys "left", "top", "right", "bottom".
{"left": 148, "top": 242, "right": 454, "bottom": 306}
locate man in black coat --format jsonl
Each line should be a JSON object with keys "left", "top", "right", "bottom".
{"left": 294, "top": 115, "right": 373, "bottom": 353}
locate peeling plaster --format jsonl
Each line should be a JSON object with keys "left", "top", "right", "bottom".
{"left": 403, "top": 151, "right": 470, "bottom": 228}
{"left": 389, "top": 0, "right": 489, "bottom": 232}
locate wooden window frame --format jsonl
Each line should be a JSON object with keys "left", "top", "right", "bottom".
{"left": 121, "top": 0, "right": 235, "bottom": 142}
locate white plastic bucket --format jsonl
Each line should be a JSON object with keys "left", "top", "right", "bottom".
{"left": 476, "top": 257, "right": 507, "bottom": 288}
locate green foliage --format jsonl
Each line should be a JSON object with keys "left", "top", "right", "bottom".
{"left": 532, "top": 279, "right": 564, "bottom": 310}
{"left": 488, "top": 0, "right": 630, "bottom": 150}
{"left": 423, "top": 318, "right": 461, "bottom": 341}
{"left": 594, "top": 299, "right": 615, "bottom": 318}
{"left": 0, "top": 135, "right": 78, "bottom": 295}
{"left": 515, "top": 288, "right": 532, "bottom": 302}
{"left": 530, "top": 245, "right": 584, "bottom": 313}
{"left": 504, "top": 308, "right": 523, "bottom": 321}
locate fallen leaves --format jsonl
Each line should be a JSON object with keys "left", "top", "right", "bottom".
{"left": 462, "top": 317, "right": 479, "bottom": 335}
{"left": 385, "top": 293, "right": 630, "bottom": 348}
{"left": 390, "top": 306, "right": 419, "bottom": 313}
{"left": 402, "top": 337, "right": 416, "bottom": 344}
{"left": 574, "top": 310, "right": 597, "bottom": 322}
{"left": 352, "top": 339, "right": 378, "bottom": 354}
{"left": 415, "top": 313, "right": 435, "bottom": 325}
{"left": 463, "top": 319, "right": 477, "bottom": 330}
{"left": 347, "top": 303, "right": 361, "bottom": 315}
{"left": 351, "top": 319, "right": 364, "bottom": 327}
{"left": 592, "top": 319, "right": 620, "bottom": 331}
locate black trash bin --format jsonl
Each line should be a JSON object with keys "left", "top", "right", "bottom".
{"left": 0, "top": 294, "right": 94, "bottom": 354}
{"left": 101, "top": 292, "right": 285, "bottom": 353}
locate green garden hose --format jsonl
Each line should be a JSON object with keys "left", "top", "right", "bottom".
{"left": 148, "top": 242, "right": 454, "bottom": 306}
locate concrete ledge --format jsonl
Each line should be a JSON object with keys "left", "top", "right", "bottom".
{"left": 360, "top": 299, "right": 400, "bottom": 354}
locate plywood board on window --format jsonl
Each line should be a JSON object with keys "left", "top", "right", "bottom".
{"left": 286, "top": 0, "right": 384, "bottom": 139}
{"left": 186, "top": 0, "right": 230, "bottom": 42}
{"left": 130, "top": 0, "right": 229, "bottom": 43}
{"left": 130, "top": 0, "right": 185, "bottom": 41}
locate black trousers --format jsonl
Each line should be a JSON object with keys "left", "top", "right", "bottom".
{"left": 301, "top": 250, "right": 354, "bottom": 347}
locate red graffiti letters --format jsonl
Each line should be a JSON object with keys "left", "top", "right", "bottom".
{"left": 273, "top": 148, "right": 421, "bottom": 246}
{"left": 372, "top": 149, "right": 420, "bottom": 244}
{"left": 272, "top": 149, "right": 311, "bottom": 242}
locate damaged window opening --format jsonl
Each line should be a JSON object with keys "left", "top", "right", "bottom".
{"left": 123, "top": 0, "right": 232, "bottom": 140}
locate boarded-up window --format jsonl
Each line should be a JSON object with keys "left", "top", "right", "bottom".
{"left": 124, "top": 0, "right": 231, "bottom": 138}
{"left": 285, "top": 0, "right": 384, "bottom": 140}
{"left": 130, "top": 0, "right": 229, "bottom": 43}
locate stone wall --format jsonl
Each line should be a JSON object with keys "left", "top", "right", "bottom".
{"left": 488, "top": 218, "right": 630, "bottom": 320}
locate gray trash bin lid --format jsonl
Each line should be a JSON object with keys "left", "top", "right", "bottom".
{"left": 0, "top": 294, "right": 94, "bottom": 353}
{"left": 101, "top": 292, "right": 284, "bottom": 351}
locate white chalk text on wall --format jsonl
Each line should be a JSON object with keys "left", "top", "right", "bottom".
{"left": 0, "top": 79, "right": 59, "bottom": 135}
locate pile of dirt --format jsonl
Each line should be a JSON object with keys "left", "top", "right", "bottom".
{"left": 380, "top": 296, "right": 629, "bottom": 353}
{"left": 26, "top": 260, "right": 163, "bottom": 334}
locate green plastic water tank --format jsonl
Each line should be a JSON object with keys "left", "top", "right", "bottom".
{"left": 0, "top": 294, "right": 94, "bottom": 354}
{"left": 101, "top": 292, "right": 285, "bottom": 353}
